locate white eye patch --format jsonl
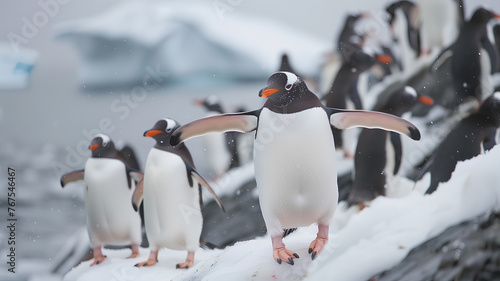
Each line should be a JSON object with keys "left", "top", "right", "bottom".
{"left": 163, "top": 118, "right": 177, "bottom": 132}
{"left": 93, "top": 134, "right": 111, "bottom": 146}
{"left": 404, "top": 86, "right": 417, "bottom": 98}
{"left": 279, "top": 71, "right": 298, "bottom": 86}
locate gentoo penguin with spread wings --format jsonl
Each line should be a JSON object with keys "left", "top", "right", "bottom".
{"left": 170, "top": 72, "right": 421, "bottom": 265}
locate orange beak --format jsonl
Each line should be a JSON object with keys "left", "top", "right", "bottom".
{"left": 418, "top": 96, "right": 434, "bottom": 105}
{"left": 494, "top": 13, "right": 500, "bottom": 20}
{"left": 144, "top": 130, "right": 163, "bottom": 137}
{"left": 89, "top": 144, "right": 100, "bottom": 151}
{"left": 376, "top": 54, "right": 393, "bottom": 64}
{"left": 259, "top": 88, "right": 280, "bottom": 98}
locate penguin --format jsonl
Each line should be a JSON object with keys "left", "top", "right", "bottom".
{"left": 337, "top": 13, "right": 369, "bottom": 61}
{"left": 324, "top": 50, "right": 393, "bottom": 150}
{"left": 278, "top": 53, "right": 318, "bottom": 92}
{"left": 386, "top": 0, "right": 421, "bottom": 71}
{"left": 60, "top": 134, "right": 143, "bottom": 266}
{"left": 494, "top": 24, "right": 500, "bottom": 73}
{"left": 169, "top": 71, "right": 421, "bottom": 264}
{"left": 417, "top": 0, "right": 463, "bottom": 54}
{"left": 432, "top": 8, "right": 500, "bottom": 105}
{"left": 348, "top": 86, "right": 433, "bottom": 208}
{"left": 425, "top": 92, "right": 500, "bottom": 194}
{"left": 132, "top": 118, "right": 224, "bottom": 269}
{"left": 194, "top": 96, "right": 238, "bottom": 176}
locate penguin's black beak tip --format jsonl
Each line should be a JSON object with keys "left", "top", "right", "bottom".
{"left": 258, "top": 88, "right": 264, "bottom": 97}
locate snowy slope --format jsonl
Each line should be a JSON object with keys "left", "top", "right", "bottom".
{"left": 64, "top": 145, "right": 500, "bottom": 281}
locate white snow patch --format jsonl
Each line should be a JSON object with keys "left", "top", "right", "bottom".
{"left": 65, "top": 145, "right": 500, "bottom": 281}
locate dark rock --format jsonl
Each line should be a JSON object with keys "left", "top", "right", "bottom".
{"left": 201, "top": 179, "right": 266, "bottom": 248}
{"left": 376, "top": 213, "right": 500, "bottom": 281}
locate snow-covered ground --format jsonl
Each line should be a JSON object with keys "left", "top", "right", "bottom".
{"left": 64, "top": 145, "right": 500, "bottom": 281}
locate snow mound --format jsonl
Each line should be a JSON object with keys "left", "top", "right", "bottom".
{"left": 64, "top": 145, "right": 500, "bottom": 281}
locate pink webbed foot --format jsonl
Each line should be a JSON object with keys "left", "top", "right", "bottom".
{"left": 127, "top": 244, "right": 140, "bottom": 259}
{"left": 134, "top": 250, "right": 158, "bottom": 267}
{"left": 90, "top": 255, "right": 106, "bottom": 266}
{"left": 273, "top": 247, "right": 300, "bottom": 265}
{"left": 308, "top": 224, "right": 329, "bottom": 260}
{"left": 176, "top": 251, "right": 195, "bottom": 269}
{"left": 271, "top": 235, "right": 299, "bottom": 265}
{"left": 135, "top": 259, "right": 157, "bottom": 267}
{"left": 90, "top": 247, "right": 106, "bottom": 266}
{"left": 176, "top": 260, "right": 193, "bottom": 269}
{"left": 308, "top": 237, "right": 328, "bottom": 260}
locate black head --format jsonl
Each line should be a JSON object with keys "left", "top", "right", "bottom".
{"left": 347, "top": 50, "right": 393, "bottom": 72}
{"left": 194, "top": 96, "right": 223, "bottom": 114}
{"left": 378, "top": 86, "right": 433, "bottom": 116}
{"left": 89, "top": 134, "right": 116, "bottom": 158}
{"left": 386, "top": 0, "right": 415, "bottom": 24}
{"left": 478, "top": 92, "right": 500, "bottom": 127}
{"left": 144, "top": 118, "right": 180, "bottom": 146}
{"left": 469, "top": 7, "right": 500, "bottom": 26}
{"left": 258, "top": 71, "right": 309, "bottom": 107}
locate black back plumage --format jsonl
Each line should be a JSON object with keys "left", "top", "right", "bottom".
{"left": 442, "top": 8, "right": 499, "bottom": 103}
{"left": 348, "top": 87, "right": 421, "bottom": 206}
{"left": 426, "top": 94, "right": 500, "bottom": 194}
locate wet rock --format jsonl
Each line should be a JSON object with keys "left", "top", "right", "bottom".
{"left": 376, "top": 213, "right": 500, "bottom": 281}
{"left": 201, "top": 179, "right": 266, "bottom": 248}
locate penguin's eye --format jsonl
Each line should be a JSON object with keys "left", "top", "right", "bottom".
{"left": 285, "top": 84, "right": 293, "bottom": 90}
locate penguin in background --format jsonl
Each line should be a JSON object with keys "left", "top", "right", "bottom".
{"left": 431, "top": 8, "right": 500, "bottom": 105}
{"left": 348, "top": 86, "right": 433, "bottom": 208}
{"left": 60, "top": 134, "right": 143, "bottom": 266}
{"left": 386, "top": 0, "right": 421, "bottom": 71}
{"left": 337, "top": 13, "right": 370, "bottom": 61}
{"left": 417, "top": 0, "right": 464, "bottom": 54}
{"left": 494, "top": 24, "right": 500, "bottom": 73}
{"left": 278, "top": 53, "right": 318, "bottom": 92}
{"left": 324, "top": 50, "right": 393, "bottom": 151}
{"left": 424, "top": 92, "right": 500, "bottom": 194}
{"left": 194, "top": 96, "right": 239, "bottom": 176}
{"left": 170, "top": 71, "right": 421, "bottom": 265}
{"left": 132, "top": 118, "right": 224, "bottom": 269}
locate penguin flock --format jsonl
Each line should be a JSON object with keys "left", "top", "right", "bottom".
{"left": 60, "top": 0, "right": 500, "bottom": 273}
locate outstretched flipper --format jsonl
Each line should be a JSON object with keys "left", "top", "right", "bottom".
{"left": 60, "top": 169, "right": 85, "bottom": 187}
{"left": 185, "top": 162, "right": 225, "bottom": 213}
{"left": 326, "top": 108, "right": 421, "bottom": 140}
{"left": 132, "top": 178, "right": 144, "bottom": 212}
{"left": 170, "top": 110, "right": 260, "bottom": 146}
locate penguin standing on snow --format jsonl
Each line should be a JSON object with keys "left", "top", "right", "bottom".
{"left": 348, "top": 87, "right": 433, "bottom": 207}
{"left": 170, "top": 71, "right": 421, "bottom": 265}
{"left": 337, "top": 13, "right": 369, "bottom": 61}
{"left": 132, "top": 118, "right": 224, "bottom": 269}
{"left": 324, "top": 50, "right": 393, "bottom": 150}
{"left": 194, "top": 96, "right": 239, "bottom": 176}
{"left": 417, "top": 0, "right": 464, "bottom": 54}
{"left": 60, "top": 134, "right": 143, "bottom": 266}
{"left": 494, "top": 24, "right": 500, "bottom": 73}
{"left": 386, "top": 0, "right": 421, "bottom": 71}
{"left": 432, "top": 8, "right": 500, "bottom": 104}
{"left": 425, "top": 93, "right": 500, "bottom": 194}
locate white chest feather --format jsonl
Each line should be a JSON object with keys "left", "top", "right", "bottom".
{"left": 254, "top": 108, "right": 339, "bottom": 233}
{"left": 143, "top": 148, "right": 202, "bottom": 251}
{"left": 84, "top": 158, "right": 141, "bottom": 246}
